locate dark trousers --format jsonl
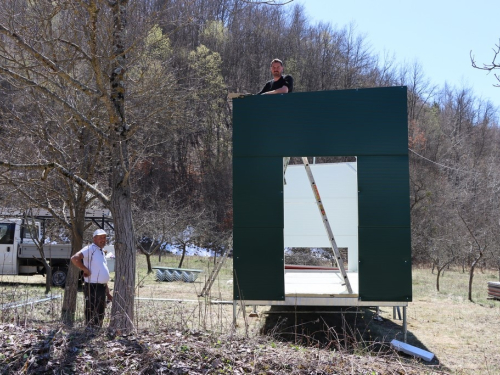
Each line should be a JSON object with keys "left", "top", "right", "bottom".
{"left": 84, "top": 283, "right": 107, "bottom": 328}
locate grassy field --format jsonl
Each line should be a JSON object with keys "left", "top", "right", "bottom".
{"left": 397, "top": 266, "right": 500, "bottom": 374}
{"left": 1, "top": 254, "right": 500, "bottom": 374}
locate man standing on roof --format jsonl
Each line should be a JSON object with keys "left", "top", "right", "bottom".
{"left": 257, "top": 58, "right": 294, "bottom": 95}
{"left": 71, "top": 229, "right": 113, "bottom": 329}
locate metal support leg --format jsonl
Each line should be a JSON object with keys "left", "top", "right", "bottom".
{"left": 373, "top": 306, "right": 383, "bottom": 321}
{"left": 393, "top": 306, "right": 401, "bottom": 320}
{"left": 233, "top": 300, "right": 237, "bottom": 326}
{"left": 403, "top": 306, "right": 407, "bottom": 343}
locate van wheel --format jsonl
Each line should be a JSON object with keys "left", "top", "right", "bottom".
{"left": 52, "top": 268, "right": 67, "bottom": 287}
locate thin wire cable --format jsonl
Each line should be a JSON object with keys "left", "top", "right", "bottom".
{"left": 408, "top": 148, "right": 477, "bottom": 175}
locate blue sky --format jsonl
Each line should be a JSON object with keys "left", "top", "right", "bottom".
{"left": 296, "top": 0, "right": 499, "bottom": 110}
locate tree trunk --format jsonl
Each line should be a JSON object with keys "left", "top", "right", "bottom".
{"left": 137, "top": 246, "right": 153, "bottom": 274}
{"left": 106, "top": 0, "right": 136, "bottom": 335}
{"left": 109, "top": 181, "right": 136, "bottom": 334}
{"left": 436, "top": 267, "right": 441, "bottom": 292}
{"left": 468, "top": 252, "right": 484, "bottom": 302}
{"left": 41, "top": 259, "right": 52, "bottom": 295}
{"left": 178, "top": 243, "right": 186, "bottom": 268}
{"left": 436, "top": 258, "right": 455, "bottom": 292}
{"left": 145, "top": 253, "right": 152, "bottom": 274}
{"left": 34, "top": 243, "right": 51, "bottom": 294}
{"left": 61, "top": 206, "right": 86, "bottom": 325}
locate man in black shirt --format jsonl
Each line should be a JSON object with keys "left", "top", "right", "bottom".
{"left": 257, "top": 58, "right": 294, "bottom": 95}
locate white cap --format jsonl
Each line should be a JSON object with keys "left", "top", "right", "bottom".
{"left": 93, "top": 229, "right": 107, "bottom": 237}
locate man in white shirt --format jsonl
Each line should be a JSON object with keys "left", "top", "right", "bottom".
{"left": 71, "top": 228, "right": 113, "bottom": 329}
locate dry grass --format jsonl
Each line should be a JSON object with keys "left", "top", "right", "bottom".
{"left": 1, "top": 255, "right": 499, "bottom": 374}
{"left": 407, "top": 267, "right": 500, "bottom": 374}
{"left": 368, "top": 267, "right": 500, "bottom": 374}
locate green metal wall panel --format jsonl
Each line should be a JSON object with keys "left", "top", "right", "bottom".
{"left": 233, "top": 156, "right": 285, "bottom": 300}
{"left": 233, "top": 87, "right": 408, "bottom": 157}
{"left": 357, "top": 156, "right": 411, "bottom": 228}
{"left": 358, "top": 227, "right": 412, "bottom": 301}
{"left": 233, "top": 157, "right": 283, "bottom": 228}
{"left": 233, "top": 227, "right": 284, "bottom": 300}
{"left": 357, "top": 156, "right": 411, "bottom": 301}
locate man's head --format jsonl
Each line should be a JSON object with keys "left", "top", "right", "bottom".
{"left": 270, "top": 58, "right": 284, "bottom": 80}
{"left": 93, "top": 229, "right": 107, "bottom": 248}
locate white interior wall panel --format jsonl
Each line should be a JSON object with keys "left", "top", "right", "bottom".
{"left": 283, "top": 162, "right": 359, "bottom": 272}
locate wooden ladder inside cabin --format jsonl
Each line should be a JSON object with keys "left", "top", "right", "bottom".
{"left": 284, "top": 157, "right": 353, "bottom": 294}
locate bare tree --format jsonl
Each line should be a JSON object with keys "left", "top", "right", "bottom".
{"left": 458, "top": 211, "right": 490, "bottom": 302}
{"left": 133, "top": 189, "right": 176, "bottom": 274}
{"left": 168, "top": 207, "right": 213, "bottom": 268}
{"left": 400, "top": 60, "right": 437, "bottom": 122}
{"left": 471, "top": 39, "right": 500, "bottom": 87}
{"left": 0, "top": 0, "right": 182, "bottom": 333}
{"left": 0, "top": 79, "right": 105, "bottom": 323}
{"left": 432, "top": 243, "right": 457, "bottom": 292}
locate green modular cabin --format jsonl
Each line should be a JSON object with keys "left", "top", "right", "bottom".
{"left": 232, "top": 87, "right": 412, "bottom": 309}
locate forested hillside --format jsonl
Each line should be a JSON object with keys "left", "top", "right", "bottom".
{"left": 1, "top": 0, "right": 499, "bottom": 283}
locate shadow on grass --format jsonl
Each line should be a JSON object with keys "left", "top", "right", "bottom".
{"left": 260, "top": 305, "right": 449, "bottom": 371}
{"left": 260, "top": 305, "right": 371, "bottom": 350}
{"left": 362, "top": 308, "right": 447, "bottom": 369}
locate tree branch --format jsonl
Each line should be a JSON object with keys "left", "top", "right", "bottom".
{"left": 470, "top": 39, "right": 500, "bottom": 87}
{"left": 0, "top": 22, "right": 101, "bottom": 96}
{"left": 0, "top": 66, "right": 110, "bottom": 144}
{"left": 0, "top": 161, "right": 110, "bottom": 206}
